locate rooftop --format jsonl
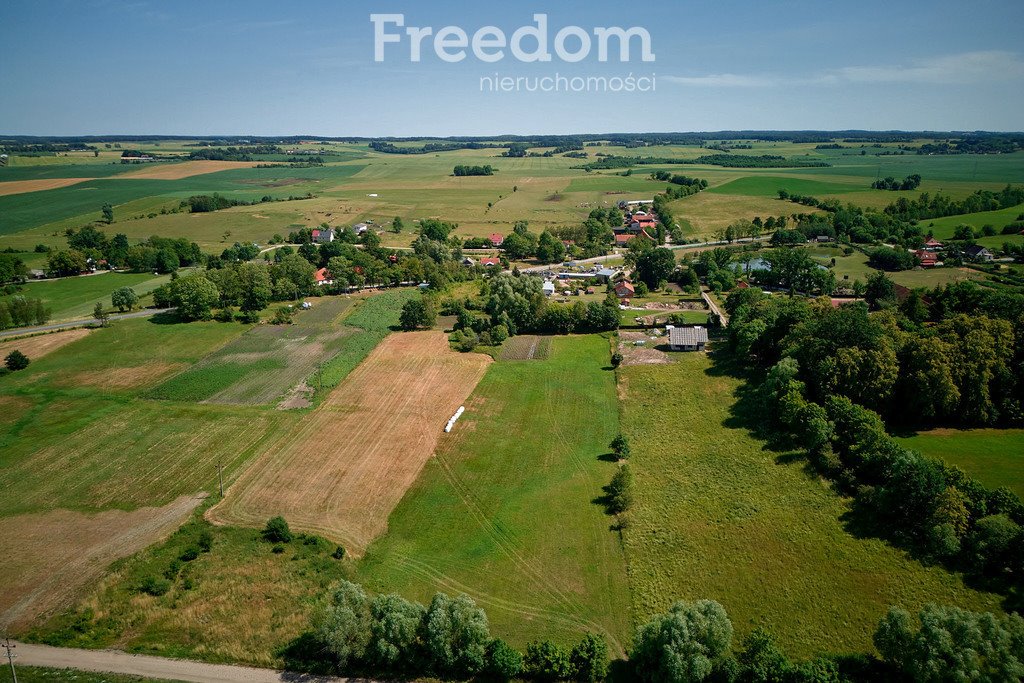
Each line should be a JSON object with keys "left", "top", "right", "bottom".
{"left": 668, "top": 326, "right": 708, "bottom": 347}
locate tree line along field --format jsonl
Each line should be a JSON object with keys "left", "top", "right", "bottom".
{"left": 618, "top": 354, "right": 1004, "bottom": 658}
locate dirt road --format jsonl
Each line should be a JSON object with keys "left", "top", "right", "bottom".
{"left": 8, "top": 641, "right": 351, "bottom": 682}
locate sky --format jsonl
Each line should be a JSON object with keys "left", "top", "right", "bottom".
{"left": 1, "top": 0, "right": 1023, "bottom": 136}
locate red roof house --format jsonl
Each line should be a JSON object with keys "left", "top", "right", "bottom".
{"left": 615, "top": 281, "right": 635, "bottom": 298}
{"left": 615, "top": 234, "right": 634, "bottom": 245}
{"left": 489, "top": 233, "right": 504, "bottom": 247}
{"left": 480, "top": 257, "right": 501, "bottom": 267}
{"left": 923, "top": 237, "right": 944, "bottom": 249}
{"left": 914, "top": 249, "right": 938, "bottom": 267}
{"left": 314, "top": 268, "right": 333, "bottom": 286}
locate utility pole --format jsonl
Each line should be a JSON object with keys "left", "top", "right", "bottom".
{"left": 3, "top": 637, "right": 16, "bottom": 683}
{"left": 217, "top": 462, "right": 224, "bottom": 498}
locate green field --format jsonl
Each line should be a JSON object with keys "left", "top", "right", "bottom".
{"left": 356, "top": 334, "right": 632, "bottom": 653}
{"left": 896, "top": 428, "right": 1024, "bottom": 499}
{"left": 3, "top": 271, "right": 179, "bottom": 320}
{"left": 619, "top": 354, "right": 1003, "bottom": 658}
{"left": 12, "top": 666, "right": 171, "bottom": 683}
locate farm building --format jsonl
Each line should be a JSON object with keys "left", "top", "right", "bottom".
{"left": 312, "top": 227, "right": 335, "bottom": 243}
{"left": 314, "top": 268, "right": 334, "bottom": 286}
{"left": 668, "top": 326, "right": 708, "bottom": 352}
{"left": 596, "top": 268, "right": 618, "bottom": 282}
{"left": 964, "top": 245, "right": 994, "bottom": 262}
{"left": 353, "top": 223, "right": 370, "bottom": 235}
{"left": 615, "top": 281, "right": 635, "bottom": 298}
{"left": 542, "top": 281, "right": 556, "bottom": 296}
{"left": 914, "top": 249, "right": 939, "bottom": 267}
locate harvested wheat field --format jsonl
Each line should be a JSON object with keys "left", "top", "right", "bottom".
{"left": 113, "top": 160, "right": 261, "bottom": 180}
{"left": 0, "top": 177, "right": 90, "bottom": 196}
{"left": 208, "top": 331, "right": 492, "bottom": 554}
{"left": 0, "top": 494, "right": 203, "bottom": 631}
{"left": 0, "top": 328, "right": 92, "bottom": 360}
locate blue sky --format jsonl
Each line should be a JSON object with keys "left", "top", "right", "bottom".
{"left": 2, "top": 0, "right": 1022, "bottom": 135}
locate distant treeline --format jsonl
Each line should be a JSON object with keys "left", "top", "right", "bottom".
{"left": 183, "top": 192, "right": 314, "bottom": 213}
{"left": 579, "top": 154, "right": 830, "bottom": 170}
{"left": 452, "top": 165, "right": 494, "bottom": 177}
{"left": 8, "top": 131, "right": 1022, "bottom": 147}
{"left": 188, "top": 145, "right": 281, "bottom": 161}
{"left": 369, "top": 141, "right": 501, "bottom": 155}
{"left": 871, "top": 174, "right": 921, "bottom": 191}
{"left": 0, "top": 142, "right": 94, "bottom": 153}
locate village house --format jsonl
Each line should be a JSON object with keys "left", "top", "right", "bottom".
{"left": 668, "top": 326, "right": 708, "bottom": 352}
{"left": 964, "top": 244, "right": 994, "bottom": 262}
{"left": 614, "top": 281, "right": 635, "bottom": 298}
{"left": 314, "top": 268, "right": 334, "bottom": 286}
{"left": 923, "top": 237, "right": 944, "bottom": 250}
{"left": 480, "top": 256, "right": 501, "bottom": 267}
{"left": 353, "top": 223, "right": 370, "bottom": 235}
{"left": 542, "top": 281, "right": 556, "bottom": 296}
{"left": 914, "top": 249, "right": 939, "bottom": 267}
{"left": 488, "top": 233, "right": 504, "bottom": 247}
{"left": 312, "top": 227, "right": 335, "bottom": 244}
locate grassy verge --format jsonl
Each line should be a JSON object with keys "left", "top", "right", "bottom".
{"left": 355, "top": 334, "right": 632, "bottom": 654}
{"left": 28, "top": 511, "right": 349, "bottom": 668}
{"left": 619, "top": 354, "right": 1004, "bottom": 658}
{"left": 12, "top": 666, "right": 174, "bottom": 683}
{"left": 895, "top": 428, "right": 1024, "bottom": 499}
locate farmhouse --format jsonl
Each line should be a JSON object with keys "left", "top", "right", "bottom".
{"left": 914, "top": 249, "right": 939, "bottom": 267}
{"left": 314, "top": 268, "right": 334, "bottom": 286}
{"left": 312, "top": 227, "right": 335, "bottom": 243}
{"left": 353, "top": 223, "right": 370, "bottom": 235}
{"left": 542, "top": 281, "right": 556, "bottom": 296}
{"left": 668, "top": 325, "right": 708, "bottom": 352}
{"left": 964, "top": 245, "right": 994, "bottom": 262}
{"left": 489, "top": 233, "right": 504, "bottom": 247}
{"left": 480, "top": 256, "right": 501, "bottom": 267}
{"left": 615, "top": 281, "right": 635, "bottom": 298}
{"left": 923, "top": 237, "right": 944, "bottom": 250}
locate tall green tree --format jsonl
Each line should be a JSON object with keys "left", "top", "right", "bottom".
{"left": 631, "top": 600, "right": 734, "bottom": 683}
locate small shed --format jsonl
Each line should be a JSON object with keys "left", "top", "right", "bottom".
{"left": 668, "top": 326, "right": 708, "bottom": 352}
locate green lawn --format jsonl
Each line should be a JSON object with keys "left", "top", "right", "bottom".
{"left": 3, "top": 271, "right": 178, "bottom": 321}
{"left": 12, "top": 666, "right": 173, "bottom": 683}
{"left": 619, "top": 354, "right": 1004, "bottom": 658}
{"left": 896, "top": 428, "right": 1024, "bottom": 499}
{"left": 355, "top": 334, "right": 632, "bottom": 654}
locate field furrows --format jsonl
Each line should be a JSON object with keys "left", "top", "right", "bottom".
{"left": 207, "top": 332, "right": 491, "bottom": 553}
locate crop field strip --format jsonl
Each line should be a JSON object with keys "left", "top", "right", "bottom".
{"left": 207, "top": 331, "right": 492, "bottom": 553}
{"left": 357, "top": 335, "right": 631, "bottom": 651}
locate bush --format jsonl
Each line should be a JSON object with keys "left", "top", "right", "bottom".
{"left": 271, "top": 306, "right": 294, "bottom": 325}
{"left": 332, "top": 545, "right": 346, "bottom": 560}
{"left": 197, "top": 530, "right": 214, "bottom": 552}
{"left": 214, "top": 307, "right": 235, "bottom": 322}
{"left": 611, "top": 351, "right": 623, "bottom": 368}
{"left": 262, "top": 516, "right": 293, "bottom": 543}
{"left": 179, "top": 547, "right": 200, "bottom": 562}
{"left": 524, "top": 640, "right": 574, "bottom": 682}
{"left": 486, "top": 639, "right": 524, "bottom": 680}
{"left": 4, "top": 349, "right": 29, "bottom": 371}
{"left": 610, "top": 434, "right": 631, "bottom": 460}
{"left": 606, "top": 465, "right": 634, "bottom": 514}
{"left": 272, "top": 544, "right": 285, "bottom": 554}
{"left": 139, "top": 576, "right": 172, "bottom": 596}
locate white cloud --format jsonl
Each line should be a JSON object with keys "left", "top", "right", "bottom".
{"left": 665, "top": 51, "right": 1024, "bottom": 88}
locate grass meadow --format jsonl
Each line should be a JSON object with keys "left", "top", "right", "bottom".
{"left": 896, "top": 429, "right": 1024, "bottom": 499}
{"left": 356, "top": 334, "right": 633, "bottom": 653}
{"left": 618, "top": 354, "right": 1004, "bottom": 658}
{"left": 3, "top": 270, "right": 179, "bottom": 320}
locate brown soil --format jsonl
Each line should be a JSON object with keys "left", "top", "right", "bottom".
{"left": 112, "top": 160, "right": 261, "bottom": 180}
{"left": 68, "top": 362, "right": 186, "bottom": 390}
{"left": 0, "top": 178, "right": 90, "bottom": 196}
{"left": 207, "top": 332, "right": 492, "bottom": 555}
{"left": 618, "top": 331, "right": 670, "bottom": 365}
{"left": 0, "top": 328, "right": 92, "bottom": 361}
{"left": 0, "top": 494, "right": 204, "bottom": 631}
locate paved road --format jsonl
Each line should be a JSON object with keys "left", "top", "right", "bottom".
{"left": 0, "top": 308, "right": 172, "bottom": 339}
{"left": 519, "top": 236, "right": 771, "bottom": 274}
{"left": 8, "top": 641, "right": 351, "bottom": 683}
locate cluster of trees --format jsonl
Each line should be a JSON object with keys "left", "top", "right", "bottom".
{"left": 871, "top": 174, "right": 921, "bottom": 191}
{"left": 49, "top": 226, "right": 203, "bottom": 276}
{"left": 0, "top": 253, "right": 29, "bottom": 284}
{"left": 503, "top": 143, "right": 530, "bottom": 157}
{"left": 725, "top": 286, "right": 1024, "bottom": 586}
{"left": 0, "top": 296, "right": 50, "bottom": 330}
{"left": 632, "top": 599, "right": 1024, "bottom": 683}
{"left": 740, "top": 248, "right": 835, "bottom": 295}
{"left": 444, "top": 274, "right": 619, "bottom": 351}
{"left": 917, "top": 137, "right": 1024, "bottom": 154}
{"left": 307, "top": 579, "right": 608, "bottom": 681}
{"left": 188, "top": 145, "right": 280, "bottom": 161}
{"left": 685, "top": 248, "right": 735, "bottom": 293}
{"left": 866, "top": 246, "right": 918, "bottom": 271}
{"left": 182, "top": 193, "right": 314, "bottom": 214}
{"left": 501, "top": 215, "right": 614, "bottom": 263}
{"left": 650, "top": 171, "right": 709, "bottom": 199}
{"left": 369, "top": 141, "right": 498, "bottom": 154}
{"left": 882, "top": 185, "right": 1024, "bottom": 222}
{"left": 453, "top": 165, "right": 494, "bottom": 176}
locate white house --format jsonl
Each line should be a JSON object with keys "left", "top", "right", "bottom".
{"left": 542, "top": 281, "right": 556, "bottom": 296}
